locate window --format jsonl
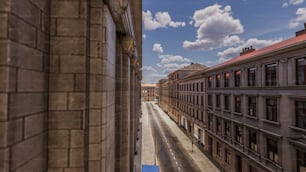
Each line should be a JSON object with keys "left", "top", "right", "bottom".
{"left": 265, "top": 63, "right": 277, "bottom": 86}
{"left": 201, "top": 82, "right": 204, "bottom": 91}
{"left": 235, "top": 70, "right": 241, "bottom": 87}
{"left": 208, "top": 76, "right": 212, "bottom": 88}
{"left": 296, "top": 101, "right": 306, "bottom": 129}
{"left": 225, "top": 148, "right": 231, "bottom": 164}
{"left": 235, "top": 124, "right": 243, "bottom": 145}
{"left": 216, "top": 142, "right": 221, "bottom": 157}
{"left": 208, "top": 112, "right": 213, "bottom": 130}
{"left": 224, "top": 120, "right": 231, "bottom": 139}
{"left": 216, "top": 117, "right": 222, "bottom": 133}
{"left": 248, "top": 67, "right": 256, "bottom": 86}
{"left": 216, "top": 94, "right": 221, "bottom": 108}
{"left": 216, "top": 74, "right": 221, "bottom": 88}
{"left": 224, "top": 95, "right": 230, "bottom": 111}
{"left": 296, "top": 57, "right": 306, "bottom": 85}
{"left": 234, "top": 96, "right": 241, "bottom": 113}
{"left": 297, "top": 150, "right": 306, "bottom": 172}
{"left": 208, "top": 94, "right": 212, "bottom": 106}
{"left": 224, "top": 72, "right": 230, "bottom": 87}
{"left": 249, "top": 165, "right": 258, "bottom": 172}
{"left": 248, "top": 128, "right": 258, "bottom": 152}
{"left": 267, "top": 138, "right": 278, "bottom": 163}
{"left": 266, "top": 98, "right": 278, "bottom": 122}
{"left": 248, "top": 97, "right": 257, "bottom": 117}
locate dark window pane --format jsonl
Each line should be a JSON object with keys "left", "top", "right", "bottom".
{"left": 224, "top": 72, "right": 230, "bottom": 87}
{"left": 248, "top": 67, "right": 256, "bottom": 86}
{"left": 248, "top": 97, "right": 257, "bottom": 117}
{"left": 296, "top": 57, "right": 306, "bottom": 85}
{"left": 266, "top": 98, "right": 278, "bottom": 122}
{"left": 235, "top": 96, "right": 241, "bottom": 113}
{"left": 265, "top": 64, "right": 277, "bottom": 86}
{"left": 296, "top": 101, "right": 306, "bottom": 129}
{"left": 235, "top": 70, "right": 241, "bottom": 87}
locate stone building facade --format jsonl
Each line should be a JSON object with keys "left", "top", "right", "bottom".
{"left": 158, "top": 27, "right": 306, "bottom": 172}
{"left": 141, "top": 84, "right": 156, "bottom": 102}
{"left": 166, "top": 63, "right": 207, "bottom": 124}
{"left": 0, "top": 0, "right": 142, "bottom": 172}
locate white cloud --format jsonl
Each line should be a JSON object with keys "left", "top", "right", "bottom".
{"left": 143, "top": 10, "right": 186, "bottom": 30}
{"left": 142, "top": 73, "right": 167, "bottom": 84}
{"left": 141, "top": 66, "right": 157, "bottom": 72}
{"left": 282, "top": 0, "right": 304, "bottom": 7}
{"left": 217, "top": 38, "right": 283, "bottom": 62}
{"left": 152, "top": 43, "right": 164, "bottom": 54}
{"left": 289, "top": 7, "right": 306, "bottom": 28}
{"left": 183, "top": 4, "right": 244, "bottom": 51}
{"left": 143, "top": 34, "right": 146, "bottom": 39}
{"left": 157, "top": 54, "right": 192, "bottom": 73}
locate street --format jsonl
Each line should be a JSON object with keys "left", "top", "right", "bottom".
{"left": 145, "top": 102, "right": 202, "bottom": 172}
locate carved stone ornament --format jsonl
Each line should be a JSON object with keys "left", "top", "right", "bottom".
{"left": 122, "top": 36, "right": 135, "bottom": 55}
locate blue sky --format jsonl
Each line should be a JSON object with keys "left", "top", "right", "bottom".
{"left": 141, "top": 0, "right": 306, "bottom": 83}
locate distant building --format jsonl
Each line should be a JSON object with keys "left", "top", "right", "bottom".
{"left": 165, "top": 63, "right": 208, "bottom": 124}
{"left": 158, "top": 26, "right": 306, "bottom": 172}
{"left": 141, "top": 84, "right": 157, "bottom": 101}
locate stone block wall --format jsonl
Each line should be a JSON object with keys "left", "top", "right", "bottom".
{"left": 48, "top": 0, "right": 88, "bottom": 171}
{"left": 0, "top": 0, "right": 50, "bottom": 171}
{"left": 0, "top": 0, "right": 142, "bottom": 172}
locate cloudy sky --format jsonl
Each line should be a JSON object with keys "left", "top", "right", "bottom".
{"left": 141, "top": 0, "right": 306, "bottom": 83}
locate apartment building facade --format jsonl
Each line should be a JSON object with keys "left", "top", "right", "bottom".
{"left": 178, "top": 70, "right": 206, "bottom": 146}
{"left": 166, "top": 63, "right": 207, "bottom": 124}
{"left": 141, "top": 84, "right": 157, "bottom": 101}
{"left": 158, "top": 27, "right": 306, "bottom": 172}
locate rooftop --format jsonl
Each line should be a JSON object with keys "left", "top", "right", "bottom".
{"left": 207, "top": 32, "right": 306, "bottom": 72}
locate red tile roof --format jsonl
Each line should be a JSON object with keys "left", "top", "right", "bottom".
{"left": 207, "top": 33, "right": 306, "bottom": 71}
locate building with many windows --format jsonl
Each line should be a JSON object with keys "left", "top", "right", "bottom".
{"left": 166, "top": 63, "right": 207, "bottom": 124}
{"left": 141, "top": 84, "right": 157, "bottom": 101}
{"left": 158, "top": 25, "right": 306, "bottom": 172}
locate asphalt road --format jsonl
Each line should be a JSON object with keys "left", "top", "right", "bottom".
{"left": 146, "top": 103, "right": 201, "bottom": 172}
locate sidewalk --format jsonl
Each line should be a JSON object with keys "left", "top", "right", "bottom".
{"left": 153, "top": 103, "right": 220, "bottom": 172}
{"left": 141, "top": 102, "right": 156, "bottom": 165}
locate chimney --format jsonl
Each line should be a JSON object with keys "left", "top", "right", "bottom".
{"left": 240, "top": 46, "right": 255, "bottom": 56}
{"left": 296, "top": 23, "right": 306, "bottom": 36}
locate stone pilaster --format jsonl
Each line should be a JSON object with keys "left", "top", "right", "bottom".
{"left": 48, "top": 0, "right": 89, "bottom": 171}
